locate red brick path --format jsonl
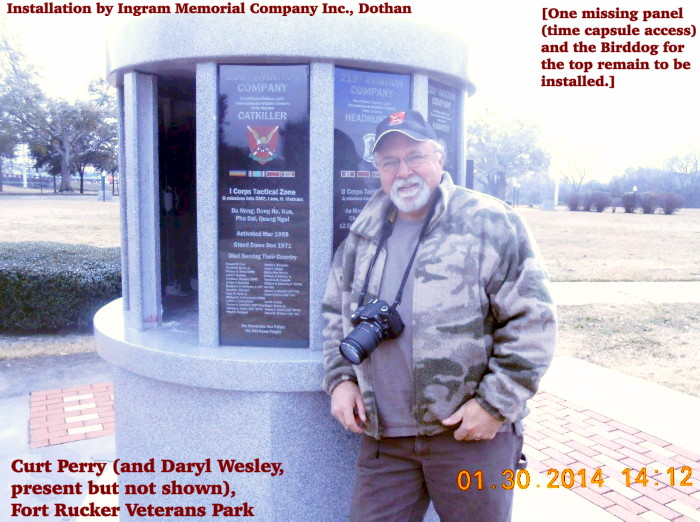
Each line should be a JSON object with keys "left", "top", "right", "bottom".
{"left": 525, "top": 391, "right": 700, "bottom": 521}
{"left": 29, "top": 382, "right": 115, "bottom": 449}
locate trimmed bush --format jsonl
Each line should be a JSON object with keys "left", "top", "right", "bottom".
{"left": 565, "top": 192, "right": 581, "bottom": 211}
{"left": 581, "top": 192, "right": 594, "bottom": 212}
{"left": 639, "top": 193, "right": 658, "bottom": 214}
{"left": 590, "top": 191, "right": 612, "bottom": 213}
{"left": 0, "top": 242, "right": 121, "bottom": 332}
{"left": 621, "top": 192, "right": 637, "bottom": 213}
{"left": 658, "top": 193, "right": 685, "bottom": 215}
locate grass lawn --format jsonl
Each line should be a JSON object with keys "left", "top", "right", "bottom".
{"left": 0, "top": 333, "right": 96, "bottom": 360}
{"left": 557, "top": 303, "right": 700, "bottom": 397}
{"left": 0, "top": 194, "right": 698, "bottom": 399}
{"left": 0, "top": 193, "right": 120, "bottom": 248}
{"left": 518, "top": 207, "right": 700, "bottom": 282}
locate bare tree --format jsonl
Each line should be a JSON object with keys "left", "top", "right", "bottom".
{"left": 668, "top": 153, "right": 700, "bottom": 207}
{"left": 560, "top": 156, "right": 588, "bottom": 193}
{"left": 468, "top": 112, "right": 550, "bottom": 200}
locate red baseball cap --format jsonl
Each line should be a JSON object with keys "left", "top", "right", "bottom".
{"left": 372, "top": 110, "right": 438, "bottom": 154}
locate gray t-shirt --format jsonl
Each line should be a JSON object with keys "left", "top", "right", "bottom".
{"left": 372, "top": 216, "right": 426, "bottom": 437}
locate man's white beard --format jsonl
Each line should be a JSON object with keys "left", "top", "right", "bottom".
{"left": 391, "top": 174, "right": 430, "bottom": 214}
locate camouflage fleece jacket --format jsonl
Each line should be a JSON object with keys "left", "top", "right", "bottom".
{"left": 322, "top": 172, "right": 557, "bottom": 439}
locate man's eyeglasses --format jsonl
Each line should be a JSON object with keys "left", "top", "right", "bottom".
{"left": 374, "top": 152, "right": 437, "bottom": 174}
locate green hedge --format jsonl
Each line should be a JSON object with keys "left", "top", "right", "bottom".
{"left": 0, "top": 242, "right": 121, "bottom": 332}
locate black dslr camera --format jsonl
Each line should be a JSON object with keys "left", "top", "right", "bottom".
{"left": 339, "top": 298, "right": 404, "bottom": 365}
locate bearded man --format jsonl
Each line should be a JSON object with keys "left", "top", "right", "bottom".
{"left": 322, "top": 110, "right": 556, "bottom": 521}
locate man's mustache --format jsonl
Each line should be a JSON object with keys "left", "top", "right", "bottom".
{"left": 392, "top": 175, "right": 425, "bottom": 191}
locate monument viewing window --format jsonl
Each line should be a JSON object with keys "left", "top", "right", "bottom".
{"left": 158, "top": 78, "right": 197, "bottom": 320}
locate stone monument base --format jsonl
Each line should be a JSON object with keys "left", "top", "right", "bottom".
{"left": 95, "top": 299, "right": 359, "bottom": 521}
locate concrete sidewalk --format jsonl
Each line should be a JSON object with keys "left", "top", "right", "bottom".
{"left": 0, "top": 354, "right": 116, "bottom": 522}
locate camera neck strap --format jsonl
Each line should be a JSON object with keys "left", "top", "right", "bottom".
{"left": 357, "top": 193, "right": 439, "bottom": 310}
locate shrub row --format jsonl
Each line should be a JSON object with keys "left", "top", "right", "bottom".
{"left": 565, "top": 191, "right": 684, "bottom": 215}
{"left": 565, "top": 191, "right": 612, "bottom": 212}
{"left": 0, "top": 242, "right": 121, "bottom": 332}
{"left": 620, "top": 192, "right": 685, "bottom": 214}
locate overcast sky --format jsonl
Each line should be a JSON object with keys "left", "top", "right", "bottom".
{"left": 2, "top": 0, "right": 698, "bottom": 183}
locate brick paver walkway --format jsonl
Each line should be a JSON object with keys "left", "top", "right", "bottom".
{"left": 29, "top": 382, "right": 115, "bottom": 449}
{"left": 525, "top": 392, "right": 700, "bottom": 521}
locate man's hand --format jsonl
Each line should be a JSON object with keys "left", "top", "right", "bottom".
{"left": 441, "top": 398, "right": 504, "bottom": 441}
{"left": 330, "top": 381, "right": 366, "bottom": 434}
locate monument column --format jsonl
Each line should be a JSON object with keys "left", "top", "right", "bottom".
{"left": 116, "top": 84, "right": 129, "bottom": 311}
{"left": 123, "top": 71, "right": 160, "bottom": 330}
{"left": 195, "top": 62, "right": 219, "bottom": 347}
{"left": 308, "top": 61, "right": 335, "bottom": 351}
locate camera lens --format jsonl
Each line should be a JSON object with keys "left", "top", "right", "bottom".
{"left": 339, "top": 321, "right": 384, "bottom": 365}
{"left": 340, "top": 339, "right": 363, "bottom": 365}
